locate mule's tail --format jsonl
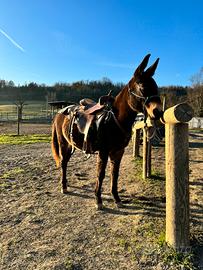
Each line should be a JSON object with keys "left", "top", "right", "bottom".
{"left": 51, "top": 122, "right": 60, "bottom": 168}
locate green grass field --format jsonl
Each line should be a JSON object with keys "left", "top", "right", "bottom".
{"left": 0, "top": 101, "right": 52, "bottom": 120}
{"left": 0, "top": 101, "right": 47, "bottom": 114}
{"left": 0, "top": 134, "right": 51, "bottom": 144}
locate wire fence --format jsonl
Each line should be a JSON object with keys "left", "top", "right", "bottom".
{"left": 0, "top": 112, "right": 53, "bottom": 123}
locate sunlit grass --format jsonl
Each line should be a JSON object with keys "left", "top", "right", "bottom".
{"left": 0, "top": 168, "right": 25, "bottom": 179}
{"left": 0, "top": 134, "right": 51, "bottom": 144}
{"left": 0, "top": 101, "right": 48, "bottom": 115}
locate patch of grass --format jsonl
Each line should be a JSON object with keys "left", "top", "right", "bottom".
{"left": 132, "top": 156, "right": 143, "bottom": 165}
{"left": 149, "top": 169, "right": 165, "bottom": 181}
{"left": 131, "top": 222, "right": 195, "bottom": 269}
{"left": 158, "top": 244, "right": 196, "bottom": 270}
{"left": 132, "top": 157, "right": 165, "bottom": 182}
{"left": 0, "top": 134, "right": 51, "bottom": 144}
{"left": 65, "top": 259, "right": 75, "bottom": 270}
{"left": 65, "top": 258, "right": 82, "bottom": 270}
{"left": 117, "top": 238, "right": 130, "bottom": 250}
{"left": 0, "top": 182, "right": 12, "bottom": 189}
{"left": 0, "top": 167, "right": 25, "bottom": 190}
{"left": 1, "top": 168, "right": 25, "bottom": 179}
{"left": 157, "top": 231, "right": 166, "bottom": 247}
{"left": 131, "top": 157, "right": 143, "bottom": 178}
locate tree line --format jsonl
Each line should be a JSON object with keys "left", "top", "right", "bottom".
{"left": 0, "top": 71, "right": 203, "bottom": 116}
{"left": 0, "top": 78, "right": 123, "bottom": 103}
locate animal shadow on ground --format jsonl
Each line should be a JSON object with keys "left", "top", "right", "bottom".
{"left": 64, "top": 185, "right": 165, "bottom": 218}
{"left": 102, "top": 195, "right": 166, "bottom": 218}
{"left": 190, "top": 178, "right": 203, "bottom": 227}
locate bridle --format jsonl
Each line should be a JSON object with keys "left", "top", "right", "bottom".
{"left": 128, "top": 85, "right": 161, "bottom": 121}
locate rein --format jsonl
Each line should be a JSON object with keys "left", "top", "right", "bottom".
{"left": 128, "top": 85, "right": 160, "bottom": 105}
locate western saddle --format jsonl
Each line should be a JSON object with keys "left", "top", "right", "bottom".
{"left": 59, "top": 92, "right": 115, "bottom": 154}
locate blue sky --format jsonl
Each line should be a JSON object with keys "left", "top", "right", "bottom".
{"left": 0, "top": 0, "right": 202, "bottom": 87}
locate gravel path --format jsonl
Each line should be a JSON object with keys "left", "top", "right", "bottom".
{"left": 0, "top": 123, "right": 202, "bottom": 269}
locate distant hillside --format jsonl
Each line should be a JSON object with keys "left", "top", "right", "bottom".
{"left": 0, "top": 79, "right": 202, "bottom": 116}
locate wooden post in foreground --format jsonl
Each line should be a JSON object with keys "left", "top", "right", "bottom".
{"left": 163, "top": 103, "right": 193, "bottom": 249}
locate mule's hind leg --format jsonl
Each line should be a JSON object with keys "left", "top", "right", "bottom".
{"left": 95, "top": 151, "right": 108, "bottom": 210}
{"left": 109, "top": 149, "right": 124, "bottom": 207}
{"left": 59, "top": 142, "right": 72, "bottom": 194}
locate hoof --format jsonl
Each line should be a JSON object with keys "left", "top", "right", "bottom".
{"left": 95, "top": 203, "right": 104, "bottom": 211}
{"left": 61, "top": 188, "right": 69, "bottom": 194}
{"left": 116, "top": 201, "right": 124, "bottom": 208}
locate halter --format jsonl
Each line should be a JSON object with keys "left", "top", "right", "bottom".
{"left": 128, "top": 85, "right": 161, "bottom": 122}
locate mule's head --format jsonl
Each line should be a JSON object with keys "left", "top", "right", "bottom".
{"left": 127, "top": 54, "right": 163, "bottom": 120}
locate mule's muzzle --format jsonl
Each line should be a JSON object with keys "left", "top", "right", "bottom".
{"left": 152, "top": 108, "right": 163, "bottom": 120}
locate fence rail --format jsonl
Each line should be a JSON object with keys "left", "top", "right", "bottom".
{"left": 0, "top": 112, "right": 53, "bottom": 122}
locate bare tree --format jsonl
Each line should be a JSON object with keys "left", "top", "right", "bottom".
{"left": 190, "top": 67, "right": 203, "bottom": 87}
{"left": 189, "top": 68, "right": 203, "bottom": 116}
{"left": 14, "top": 101, "right": 26, "bottom": 135}
{"left": 12, "top": 90, "right": 27, "bottom": 135}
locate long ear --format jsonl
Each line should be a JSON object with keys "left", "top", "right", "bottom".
{"left": 134, "top": 54, "right": 151, "bottom": 77}
{"left": 144, "top": 58, "right": 159, "bottom": 77}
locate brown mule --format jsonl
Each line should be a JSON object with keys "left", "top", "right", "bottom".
{"left": 51, "top": 54, "right": 163, "bottom": 210}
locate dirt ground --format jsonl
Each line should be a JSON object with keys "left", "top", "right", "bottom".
{"left": 0, "top": 122, "right": 202, "bottom": 270}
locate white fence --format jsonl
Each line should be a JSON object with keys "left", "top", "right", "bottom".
{"left": 189, "top": 117, "right": 203, "bottom": 129}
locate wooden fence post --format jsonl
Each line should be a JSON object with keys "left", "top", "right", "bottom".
{"left": 142, "top": 127, "right": 148, "bottom": 180}
{"left": 163, "top": 103, "right": 194, "bottom": 249}
{"left": 133, "top": 118, "right": 153, "bottom": 179}
{"left": 147, "top": 129, "right": 152, "bottom": 178}
{"left": 133, "top": 129, "right": 140, "bottom": 158}
{"left": 142, "top": 126, "right": 151, "bottom": 179}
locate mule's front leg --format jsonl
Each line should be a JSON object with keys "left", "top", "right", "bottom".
{"left": 109, "top": 149, "right": 124, "bottom": 207}
{"left": 95, "top": 152, "right": 108, "bottom": 210}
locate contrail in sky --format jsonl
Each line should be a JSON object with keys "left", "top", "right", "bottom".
{"left": 0, "top": 28, "right": 25, "bottom": 52}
